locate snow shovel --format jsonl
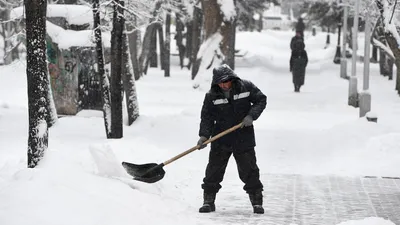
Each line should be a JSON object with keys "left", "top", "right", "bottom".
{"left": 122, "top": 122, "right": 243, "bottom": 183}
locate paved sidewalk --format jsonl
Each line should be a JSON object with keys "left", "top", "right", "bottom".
{"left": 203, "top": 174, "right": 400, "bottom": 225}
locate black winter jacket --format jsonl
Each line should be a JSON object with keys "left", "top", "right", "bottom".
{"left": 290, "top": 50, "right": 308, "bottom": 71}
{"left": 290, "top": 50, "right": 308, "bottom": 86}
{"left": 296, "top": 20, "right": 305, "bottom": 33}
{"left": 290, "top": 36, "right": 305, "bottom": 51}
{"left": 199, "top": 72, "right": 267, "bottom": 150}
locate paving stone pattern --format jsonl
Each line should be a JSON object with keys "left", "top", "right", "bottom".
{"left": 208, "top": 174, "right": 400, "bottom": 225}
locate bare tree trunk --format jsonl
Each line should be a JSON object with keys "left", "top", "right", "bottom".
{"left": 386, "top": 36, "right": 399, "bottom": 90}
{"left": 122, "top": 29, "right": 139, "bottom": 125}
{"left": 11, "top": 16, "right": 21, "bottom": 62}
{"left": 11, "top": 42, "right": 20, "bottom": 61}
{"left": 379, "top": 48, "right": 388, "bottom": 76}
{"left": 175, "top": 13, "right": 185, "bottom": 68}
{"left": 326, "top": 27, "right": 330, "bottom": 46}
{"left": 139, "top": 22, "right": 161, "bottom": 75}
{"left": 185, "top": 21, "right": 193, "bottom": 67}
{"left": 164, "top": 12, "right": 171, "bottom": 77}
{"left": 240, "top": 15, "right": 249, "bottom": 31}
{"left": 46, "top": 65, "right": 58, "bottom": 127}
{"left": 110, "top": 0, "right": 125, "bottom": 138}
{"left": 395, "top": 60, "right": 400, "bottom": 93}
{"left": 0, "top": 23, "right": 6, "bottom": 64}
{"left": 191, "top": 4, "right": 203, "bottom": 79}
{"left": 221, "top": 17, "right": 236, "bottom": 69}
{"left": 127, "top": 16, "right": 141, "bottom": 80}
{"left": 93, "top": 0, "right": 112, "bottom": 138}
{"left": 25, "top": 0, "right": 49, "bottom": 168}
{"left": 257, "top": 11, "right": 263, "bottom": 32}
{"left": 376, "top": 43, "right": 394, "bottom": 80}
{"left": 4, "top": 9, "right": 13, "bottom": 65}
{"left": 202, "top": 0, "right": 222, "bottom": 39}
{"left": 348, "top": 28, "right": 353, "bottom": 50}
{"left": 387, "top": 57, "right": 394, "bottom": 80}
{"left": 372, "top": 17, "right": 392, "bottom": 77}
{"left": 196, "top": 0, "right": 236, "bottom": 77}
{"left": 148, "top": 1, "right": 163, "bottom": 69}
{"left": 371, "top": 45, "right": 378, "bottom": 63}
{"left": 149, "top": 32, "right": 158, "bottom": 68}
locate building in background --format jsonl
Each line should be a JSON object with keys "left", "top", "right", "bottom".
{"left": 262, "top": 3, "right": 293, "bottom": 30}
{"left": 10, "top": 4, "right": 110, "bottom": 115}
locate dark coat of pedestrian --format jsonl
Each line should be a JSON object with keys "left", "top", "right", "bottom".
{"left": 290, "top": 48, "right": 308, "bottom": 92}
{"left": 290, "top": 32, "right": 304, "bottom": 51}
{"left": 196, "top": 64, "right": 267, "bottom": 214}
{"left": 295, "top": 17, "right": 305, "bottom": 37}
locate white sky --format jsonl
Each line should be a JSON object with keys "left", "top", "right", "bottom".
{"left": 1, "top": 11, "right": 400, "bottom": 225}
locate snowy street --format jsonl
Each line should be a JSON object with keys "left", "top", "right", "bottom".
{"left": 199, "top": 174, "right": 400, "bottom": 225}
{"left": 1, "top": 30, "right": 400, "bottom": 225}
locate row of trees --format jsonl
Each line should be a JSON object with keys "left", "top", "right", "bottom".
{"left": 300, "top": 0, "right": 400, "bottom": 96}
{"left": 22, "top": 0, "right": 280, "bottom": 168}
{"left": 17, "top": 0, "right": 400, "bottom": 168}
{"left": 373, "top": 0, "right": 400, "bottom": 94}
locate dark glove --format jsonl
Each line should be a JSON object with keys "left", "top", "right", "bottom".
{"left": 241, "top": 115, "right": 253, "bottom": 128}
{"left": 197, "top": 136, "right": 208, "bottom": 150}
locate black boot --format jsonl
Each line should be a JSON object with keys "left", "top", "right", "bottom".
{"left": 249, "top": 191, "right": 264, "bottom": 214}
{"left": 199, "top": 192, "right": 216, "bottom": 213}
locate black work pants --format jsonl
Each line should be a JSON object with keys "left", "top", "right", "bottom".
{"left": 201, "top": 146, "right": 263, "bottom": 194}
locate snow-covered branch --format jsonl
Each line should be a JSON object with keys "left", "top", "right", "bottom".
{"left": 380, "top": 0, "right": 400, "bottom": 49}
{"left": 373, "top": 37, "right": 395, "bottom": 59}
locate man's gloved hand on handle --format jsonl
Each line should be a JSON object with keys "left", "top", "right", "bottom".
{"left": 241, "top": 115, "right": 253, "bottom": 128}
{"left": 197, "top": 136, "right": 208, "bottom": 150}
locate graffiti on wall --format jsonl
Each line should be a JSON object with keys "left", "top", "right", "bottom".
{"left": 47, "top": 39, "right": 79, "bottom": 115}
{"left": 47, "top": 41, "right": 60, "bottom": 92}
{"left": 47, "top": 38, "right": 101, "bottom": 115}
{"left": 65, "top": 61, "right": 77, "bottom": 73}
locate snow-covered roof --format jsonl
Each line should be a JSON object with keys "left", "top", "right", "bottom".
{"left": 263, "top": 5, "right": 290, "bottom": 21}
{"left": 10, "top": 4, "right": 93, "bottom": 26}
{"left": 263, "top": 4, "right": 282, "bottom": 16}
{"left": 47, "top": 21, "right": 110, "bottom": 49}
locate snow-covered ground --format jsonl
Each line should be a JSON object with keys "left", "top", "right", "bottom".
{"left": 1, "top": 29, "right": 399, "bottom": 225}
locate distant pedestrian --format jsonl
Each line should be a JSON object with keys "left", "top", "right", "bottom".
{"left": 295, "top": 17, "right": 305, "bottom": 38}
{"left": 290, "top": 31, "right": 305, "bottom": 51}
{"left": 290, "top": 34, "right": 308, "bottom": 92}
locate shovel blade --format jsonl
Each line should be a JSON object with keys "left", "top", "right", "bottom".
{"left": 122, "top": 161, "right": 165, "bottom": 183}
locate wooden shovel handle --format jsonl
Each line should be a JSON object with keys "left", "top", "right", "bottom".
{"left": 163, "top": 123, "right": 243, "bottom": 166}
